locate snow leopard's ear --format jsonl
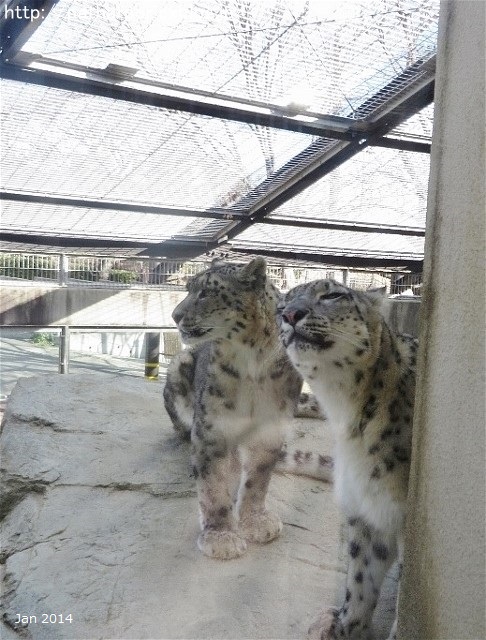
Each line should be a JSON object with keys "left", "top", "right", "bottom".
{"left": 237, "top": 257, "right": 267, "bottom": 290}
{"left": 365, "top": 286, "right": 387, "bottom": 307}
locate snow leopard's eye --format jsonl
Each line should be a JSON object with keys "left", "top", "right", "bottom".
{"left": 318, "top": 291, "right": 344, "bottom": 302}
{"left": 198, "top": 289, "right": 209, "bottom": 300}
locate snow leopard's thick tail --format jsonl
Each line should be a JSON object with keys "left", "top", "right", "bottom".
{"left": 163, "top": 349, "right": 195, "bottom": 441}
{"left": 275, "top": 446, "right": 334, "bottom": 482}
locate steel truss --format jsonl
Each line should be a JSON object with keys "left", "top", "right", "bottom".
{"left": 0, "top": 0, "right": 434, "bottom": 270}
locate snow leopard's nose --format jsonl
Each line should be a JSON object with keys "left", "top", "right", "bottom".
{"left": 172, "top": 305, "right": 184, "bottom": 325}
{"left": 282, "top": 306, "right": 309, "bottom": 326}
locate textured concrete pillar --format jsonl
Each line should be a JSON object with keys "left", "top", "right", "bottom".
{"left": 399, "top": 2, "right": 485, "bottom": 639}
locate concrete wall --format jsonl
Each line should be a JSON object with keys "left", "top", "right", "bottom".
{"left": 0, "top": 286, "right": 420, "bottom": 335}
{"left": 0, "top": 288, "right": 420, "bottom": 370}
{"left": 385, "top": 298, "right": 421, "bottom": 338}
{"left": 0, "top": 286, "right": 186, "bottom": 327}
{"left": 399, "top": 2, "right": 485, "bottom": 639}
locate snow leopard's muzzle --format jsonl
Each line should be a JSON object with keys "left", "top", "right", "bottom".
{"left": 172, "top": 299, "right": 212, "bottom": 344}
{"left": 279, "top": 302, "right": 334, "bottom": 350}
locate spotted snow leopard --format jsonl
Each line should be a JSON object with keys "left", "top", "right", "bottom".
{"left": 163, "top": 257, "right": 305, "bottom": 560}
{"left": 278, "top": 279, "right": 417, "bottom": 640}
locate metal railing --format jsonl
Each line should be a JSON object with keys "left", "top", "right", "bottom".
{"left": 0, "top": 253, "right": 210, "bottom": 289}
{"left": 0, "top": 252, "right": 422, "bottom": 294}
{"left": 1, "top": 325, "right": 181, "bottom": 379}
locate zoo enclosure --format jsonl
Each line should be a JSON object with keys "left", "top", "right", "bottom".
{"left": 0, "top": 0, "right": 435, "bottom": 388}
{"left": 1, "top": 0, "right": 438, "bottom": 272}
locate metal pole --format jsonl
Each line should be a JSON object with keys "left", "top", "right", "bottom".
{"left": 145, "top": 332, "right": 160, "bottom": 380}
{"left": 59, "top": 253, "right": 68, "bottom": 286}
{"left": 59, "top": 326, "right": 70, "bottom": 374}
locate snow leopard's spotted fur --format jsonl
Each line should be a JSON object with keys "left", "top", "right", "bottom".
{"left": 278, "top": 279, "right": 417, "bottom": 640}
{"left": 164, "top": 258, "right": 303, "bottom": 559}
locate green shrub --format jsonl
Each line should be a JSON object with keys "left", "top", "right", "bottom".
{"left": 30, "top": 332, "right": 56, "bottom": 347}
{"left": 68, "top": 268, "right": 99, "bottom": 281}
{"left": 108, "top": 269, "right": 138, "bottom": 284}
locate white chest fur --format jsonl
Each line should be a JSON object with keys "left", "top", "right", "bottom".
{"left": 299, "top": 358, "right": 406, "bottom": 537}
{"left": 332, "top": 436, "right": 405, "bottom": 536}
{"left": 210, "top": 343, "right": 291, "bottom": 445}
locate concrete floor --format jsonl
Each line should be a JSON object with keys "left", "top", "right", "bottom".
{"left": 0, "top": 353, "right": 398, "bottom": 640}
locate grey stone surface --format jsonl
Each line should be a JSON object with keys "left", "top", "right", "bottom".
{"left": 0, "top": 373, "right": 397, "bottom": 640}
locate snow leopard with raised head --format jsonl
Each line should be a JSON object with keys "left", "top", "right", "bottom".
{"left": 164, "top": 257, "right": 306, "bottom": 560}
{"left": 278, "top": 279, "right": 417, "bottom": 640}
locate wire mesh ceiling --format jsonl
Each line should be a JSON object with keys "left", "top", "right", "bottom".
{"left": 21, "top": 0, "right": 439, "bottom": 115}
{"left": 0, "top": 79, "right": 314, "bottom": 209}
{"left": 0, "top": 0, "right": 441, "bottom": 269}
{"left": 267, "top": 145, "right": 429, "bottom": 228}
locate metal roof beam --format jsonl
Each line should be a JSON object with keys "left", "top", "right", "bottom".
{"left": 0, "top": 231, "right": 423, "bottom": 265}
{"left": 0, "top": 231, "right": 220, "bottom": 259}
{"left": 1, "top": 55, "right": 432, "bottom": 151}
{"left": 0, "top": 190, "right": 246, "bottom": 222}
{"left": 4, "top": 53, "right": 367, "bottom": 134}
{"left": 0, "top": 60, "right": 364, "bottom": 141}
{"left": 0, "top": 231, "right": 423, "bottom": 271}
{"left": 260, "top": 217, "right": 425, "bottom": 236}
{"left": 227, "top": 247, "right": 424, "bottom": 272}
{"left": 0, "top": 191, "right": 425, "bottom": 237}
{"left": 370, "top": 137, "right": 431, "bottom": 153}
{"left": 217, "top": 63, "right": 435, "bottom": 244}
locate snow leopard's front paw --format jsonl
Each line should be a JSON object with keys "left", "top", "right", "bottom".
{"left": 239, "top": 509, "right": 283, "bottom": 544}
{"left": 197, "top": 529, "right": 247, "bottom": 560}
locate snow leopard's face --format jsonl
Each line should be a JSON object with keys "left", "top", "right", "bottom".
{"left": 277, "top": 279, "right": 385, "bottom": 369}
{"left": 172, "top": 257, "right": 275, "bottom": 345}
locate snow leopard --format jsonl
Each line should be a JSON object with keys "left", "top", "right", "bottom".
{"left": 278, "top": 279, "right": 417, "bottom": 640}
{"left": 163, "top": 257, "right": 303, "bottom": 560}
